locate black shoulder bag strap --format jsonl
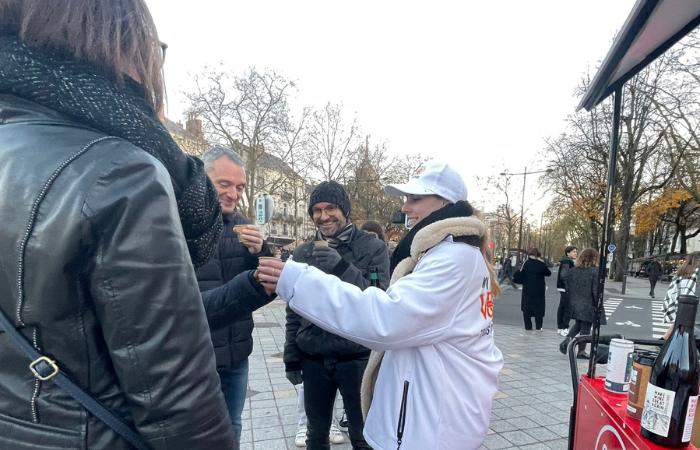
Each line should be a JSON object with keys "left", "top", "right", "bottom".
{"left": 1, "top": 136, "right": 150, "bottom": 450}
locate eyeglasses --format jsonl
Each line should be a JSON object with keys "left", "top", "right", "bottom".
{"left": 311, "top": 204, "right": 339, "bottom": 216}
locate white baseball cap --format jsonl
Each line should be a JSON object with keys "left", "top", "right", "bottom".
{"left": 384, "top": 162, "right": 468, "bottom": 204}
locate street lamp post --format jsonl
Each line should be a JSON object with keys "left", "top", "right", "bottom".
{"left": 499, "top": 166, "right": 552, "bottom": 264}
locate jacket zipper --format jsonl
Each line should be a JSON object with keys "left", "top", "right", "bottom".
{"left": 396, "top": 380, "right": 409, "bottom": 450}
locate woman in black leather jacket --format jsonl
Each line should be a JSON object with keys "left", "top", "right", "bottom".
{"left": 0, "top": 1, "right": 272, "bottom": 448}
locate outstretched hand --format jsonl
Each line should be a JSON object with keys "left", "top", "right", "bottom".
{"left": 256, "top": 257, "right": 286, "bottom": 294}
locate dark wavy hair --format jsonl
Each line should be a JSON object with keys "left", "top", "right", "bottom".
{"left": 576, "top": 248, "right": 599, "bottom": 268}
{"left": 0, "top": 0, "right": 165, "bottom": 112}
{"left": 360, "top": 220, "right": 386, "bottom": 241}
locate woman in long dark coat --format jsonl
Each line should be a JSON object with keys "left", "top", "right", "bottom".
{"left": 514, "top": 248, "right": 551, "bottom": 330}
{"left": 559, "top": 248, "right": 604, "bottom": 358}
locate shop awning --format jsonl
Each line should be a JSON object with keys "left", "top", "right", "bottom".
{"left": 578, "top": 0, "right": 700, "bottom": 111}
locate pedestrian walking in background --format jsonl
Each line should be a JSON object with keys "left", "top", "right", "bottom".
{"left": 499, "top": 256, "right": 518, "bottom": 288}
{"left": 559, "top": 248, "right": 604, "bottom": 359}
{"left": 258, "top": 162, "right": 504, "bottom": 450}
{"left": 646, "top": 257, "right": 663, "bottom": 298}
{"left": 662, "top": 254, "right": 699, "bottom": 338}
{"left": 494, "top": 259, "right": 503, "bottom": 279}
{"left": 514, "top": 248, "right": 552, "bottom": 331}
{"left": 556, "top": 246, "right": 577, "bottom": 336}
{"left": 284, "top": 181, "right": 390, "bottom": 450}
{"left": 0, "top": 1, "right": 249, "bottom": 447}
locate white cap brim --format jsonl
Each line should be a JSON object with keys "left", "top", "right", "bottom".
{"left": 384, "top": 179, "right": 436, "bottom": 198}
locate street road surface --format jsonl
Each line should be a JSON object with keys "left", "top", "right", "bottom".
{"left": 493, "top": 269, "right": 670, "bottom": 340}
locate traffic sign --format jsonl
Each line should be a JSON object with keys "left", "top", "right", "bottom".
{"left": 607, "top": 244, "right": 617, "bottom": 253}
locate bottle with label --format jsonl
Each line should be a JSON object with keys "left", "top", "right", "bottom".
{"left": 369, "top": 267, "right": 380, "bottom": 288}
{"left": 641, "top": 294, "right": 700, "bottom": 447}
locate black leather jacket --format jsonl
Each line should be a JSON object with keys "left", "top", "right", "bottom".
{"left": 0, "top": 95, "right": 234, "bottom": 449}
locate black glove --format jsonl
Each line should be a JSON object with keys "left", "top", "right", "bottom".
{"left": 312, "top": 246, "right": 342, "bottom": 272}
{"left": 286, "top": 370, "right": 303, "bottom": 385}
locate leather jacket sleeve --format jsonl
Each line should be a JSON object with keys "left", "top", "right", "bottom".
{"left": 83, "top": 150, "right": 234, "bottom": 449}
{"left": 202, "top": 271, "right": 274, "bottom": 330}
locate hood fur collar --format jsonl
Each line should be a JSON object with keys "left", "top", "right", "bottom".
{"left": 390, "top": 216, "right": 486, "bottom": 284}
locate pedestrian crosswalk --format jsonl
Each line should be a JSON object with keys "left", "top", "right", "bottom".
{"left": 651, "top": 300, "right": 667, "bottom": 339}
{"left": 604, "top": 298, "right": 623, "bottom": 320}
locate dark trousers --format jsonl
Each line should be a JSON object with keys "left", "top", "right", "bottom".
{"left": 567, "top": 320, "right": 592, "bottom": 338}
{"left": 301, "top": 356, "right": 371, "bottom": 450}
{"left": 523, "top": 313, "right": 543, "bottom": 330}
{"left": 556, "top": 292, "right": 570, "bottom": 330}
{"left": 499, "top": 272, "right": 517, "bottom": 288}
{"left": 649, "top": 278, "right": 658, "bottom": 297}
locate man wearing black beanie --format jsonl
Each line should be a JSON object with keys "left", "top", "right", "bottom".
{"left": 284, "top": 180, "right": 390, "bottom": 449}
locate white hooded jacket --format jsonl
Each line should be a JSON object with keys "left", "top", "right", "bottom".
{"left": 276, "top": 216, "right": 503, "bottom": 450}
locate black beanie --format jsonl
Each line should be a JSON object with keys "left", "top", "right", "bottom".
{"left": 308, "top": 181, "right": 351, "bottom": 218}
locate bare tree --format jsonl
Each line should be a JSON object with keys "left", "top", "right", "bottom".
{"left": 277, "top": 108, "right": 313, "bottom": 240}
{"left": 186, "top": 66, "right": 295, "bottom": 217}
{"left": 307, "top": 102, "right": 360, "bottom": 182}
{"left": 485, "top": 174, "right": 520, "bottom": 255}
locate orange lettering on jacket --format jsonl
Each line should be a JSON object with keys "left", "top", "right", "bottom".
{"left": 480, "top": 292, "right": 494, "bottom": 320}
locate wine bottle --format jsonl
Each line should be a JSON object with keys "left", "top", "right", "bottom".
{"left": 369, "top": 267, "right": 380, "bottom": 288}
{"left": 641, "top": 294, "right": 700, "bottom": 447}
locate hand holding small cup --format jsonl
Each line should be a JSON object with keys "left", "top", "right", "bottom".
{"left": 234, "top": 225, "right": 264, "bottom": 254}
{"left": 256, "top": 256, "right": 285, "bottom": 294}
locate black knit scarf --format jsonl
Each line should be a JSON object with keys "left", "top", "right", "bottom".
{"left": 316, "top": 223, "right": 355, "bottom": 249}
{"left": 390, "top": 201, "right": 475, "bottom": 273}
{"left": 0, "top": 32, "right": 222, "bottom": 267}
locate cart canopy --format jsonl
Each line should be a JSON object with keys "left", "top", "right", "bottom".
{"left": 578, "top": 0, "right": 700, "bottom": 111}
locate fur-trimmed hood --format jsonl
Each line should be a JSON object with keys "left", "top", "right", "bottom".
{"left": 391, "top": 216, "right": 487, "bottom": 284}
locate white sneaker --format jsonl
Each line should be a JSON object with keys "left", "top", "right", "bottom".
{"left": 561, "top": 328, "right": 569, "bottom": 336}
{"left": 295, "top": 425, "right": 307, "bottom": 447}
{"left": 329, "top": 423, "right": 346, "bottom": 444}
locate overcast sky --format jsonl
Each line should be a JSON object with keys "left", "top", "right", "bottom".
{"left": 147, "top": 0, "right": 635, "bottom": 219}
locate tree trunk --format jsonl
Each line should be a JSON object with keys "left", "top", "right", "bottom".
{"left": 671, "top": 228, "right": 679, "bottom": 254}
{"left": 589, "top": 219, "right": 599, "bottom": 249}
{"left": 615, "top": 157, "right": 636, "bottom": 282}
{"left": 680, "top": 227, "right": 687, "bottom": 254}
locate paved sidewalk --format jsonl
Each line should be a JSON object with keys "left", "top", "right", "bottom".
{"left": 241, "top": 299, "right": 602, "bottom": 450}
{"left": 604, "top": 275, "right": 669, "bottom": 300}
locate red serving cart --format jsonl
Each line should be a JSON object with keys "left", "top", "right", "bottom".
{"left": 569, "top": 1, "right": 700, "bottom": 448}
{"left": 567, "top": 336, "right": 698, "bottom": 450}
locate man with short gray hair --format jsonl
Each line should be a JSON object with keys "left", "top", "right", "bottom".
{"left": 196, "top": 145, "right": 272, "bottom": 447}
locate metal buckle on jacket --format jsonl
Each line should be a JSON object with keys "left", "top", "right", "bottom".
{"left": 29, "top": 356, "right": 59, "bottom": 381}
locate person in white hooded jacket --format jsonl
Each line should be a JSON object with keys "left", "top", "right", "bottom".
{"left": 257, "top": 163, "right": 503, "bottom": 450}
